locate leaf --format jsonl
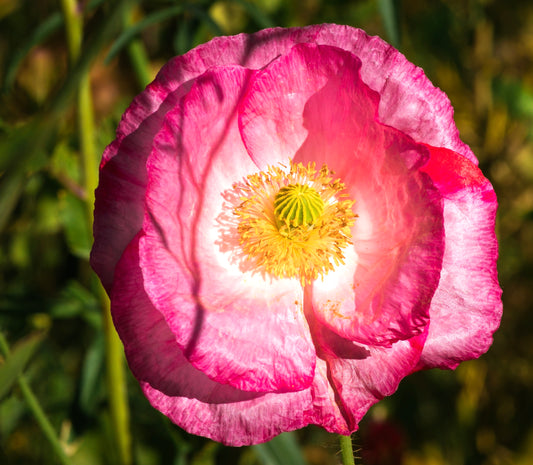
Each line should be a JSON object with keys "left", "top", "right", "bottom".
{"left": 105, "top": 6, "right": 185, "bottom": 64}
{"left": 173, "top": 16, "right": 194, "bottom": 56}
{"left": 378, "top": 0, "right": 401, "bottom": 48}
{"left": 58, "top": 191, "right": 92, "bottom": 259}
{"left": 493, "top": 77, "right": 533, "bottom": 121}
{"left": 79, "top": 333, "right": 104, "bottom": 414}
{"left": 0, "top": 167, "right": 27, "bottom": 233}
{"left": 3, "top": 0, "right": 109, "bottom": 91}
{"left": 189, "top": 5, "right": 224, "bottom": 37}
{"left": 252, "top": 432, "right": 308, "bottom": 465}
{"left": 48, "top": 280, "right": 101, "bottom": 328}
{"left": 106, "top": 3, "right": 224, "bottom": 64}
{"left": 191, "top": 441, "right": 219, "bottom": 465}
{"left": 0, "top": 0, "right": 131, "bottom": 234}
{"left": 0, "top": 332, "right": 45, "bottom": 400}
{"left": 0, "top": 115, "right": 58, "bottom": 234}
{"left": 4, "top": 13, "right": 63, "bottom": 91}
{"left": 233, "top": 0, "right": 275, "bottom": 29}
{"left": 49, "top": 0, "right": 132, "bottom": 116}
{"left": 50, "top": 141, "right": 82, "bottom": 187}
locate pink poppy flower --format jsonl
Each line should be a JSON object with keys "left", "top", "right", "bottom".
{"left": 90, "top": 24, "right": 502, "bottom": 446}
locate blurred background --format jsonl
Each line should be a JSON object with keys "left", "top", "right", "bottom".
{"left": 0, "top": 0, "right": 531, "bottom": 464}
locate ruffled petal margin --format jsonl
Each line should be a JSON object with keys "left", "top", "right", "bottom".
{"left": 112, "top": 237, "right": 427, "bottom": 445}
{"left": 418, "top": 146, "right": 502, "bottom": 369}
{"left": 112, "top": 233, "right": 343, "bottom": 446}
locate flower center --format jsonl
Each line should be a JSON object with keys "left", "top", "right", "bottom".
{"left": 231, "top": 162, "right": 356, "bottom": 284}
{"left": 274, "top": 184, "right": 324, "bottom": 228}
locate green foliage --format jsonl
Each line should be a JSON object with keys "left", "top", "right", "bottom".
{"left": 252, "top": 432, "right": 308, "bottom": 465}
{"left": 0, "top": 332, "right": 44, "bottom": 400}
{"left": 0, "top": 1, "right": 531, "bottom": 464}
{"left": 377, "top": 0, "right": 400, "bottom": 47}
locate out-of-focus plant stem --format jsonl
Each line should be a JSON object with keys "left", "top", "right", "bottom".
{"left": 339, "top": 434, "right": 356, "bottom": 465}
{"left": 0, "top": 333, "right": 73, "bottom": 465}
{"left": 98, "top": 283, "right": 132, "bottom": 465}
{"left": 60, "top": 0, "right": 97, "bottom": 222}
{"left": 126, "top": 7, "right": 152, "bottom": 89}
{"left": 60, "top": 1, "right": 132, "bottom": 465}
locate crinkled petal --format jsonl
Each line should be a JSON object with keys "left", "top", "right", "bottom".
{"left": 90, "top": 83, "right": 192, "bottom": 292}
{"left": 304, "top": 289, "right": 426, "bottom": 430}
{"left": 142, "top": 353, "right": 349, "bottom": 446}
{"left": 92, "top": 24, "right": 472, "bottom": 292}
{"left": 112, "top": 232, "right": 260, "bottom": 402}
{"left": 112, "top": 234, "right": 350, "bottom": 446}
{"left": 418, "top": 146, "right": 502, "bottom": 369}
{"left": 141, "top": 65, "right": 316, "bottom": 393}
{"left": 238, "top": 43, "right": 331, "bottom": 166}
{"left": 304, "top": 25, "right": 476, "bottom": 163}
{"left": 326, "top": 335, "right": 426, "bottom": 426}
{"left": 240, "top": 43, "right": 445, "bottom": 346}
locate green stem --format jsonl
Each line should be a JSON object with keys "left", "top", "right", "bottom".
{"left": 0, "top": 333, "right": 73, "bottom": 465}
{"left": 60, "top": 1, "right": 132, "bottom": 464}
{"left": 60, "top": 0, "right": 97, "bottom": 219}
{"left": 339, "top": 434, "right": 356, "bottom": 465}
{"left": 99, "top": 283, "right": 132, "bottom": 465}
{"left": 78, "top": 73, "right": 97, "bottom": 212}
{"left": 60, "top": 0, "right": 82, "bottom": 60}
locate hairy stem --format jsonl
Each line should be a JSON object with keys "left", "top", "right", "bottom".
{"left": 339, "top": 434, "right": 356, "bottom": 465}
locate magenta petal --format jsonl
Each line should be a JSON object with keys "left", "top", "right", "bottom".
{"left": 93, "top": 24, "right": 472, "bottom": 292}
{"left": 90, "top": 78, "right": 199, "bottom": 293}
{"left": 113, "top": 234, "right": 349, "bottom": 446}
{"left": 418, "top": 147, "right": 502, "bottom": 368}
{"left": 141, "top": 352, "right": 350, "bottom": 446}
{"left": 140, "top": 65, "right": 316, "bottom": 393}
{"left": 309, "top": 26, "right": 477, "bottom": 163}
{"left": 306, "top": 292, "right": 426, "bottom": 430}
{"left": 238, "top": 43, "right": 336, "bottom": 167}
{"left": 112, "top": 232, "right": 260, "bottom": 402}
{"left": 309, "top": 136, "right": 441, "bottom": 346}
{"left": 327, "top": 335, "right": 426, "bottom": 426}
{"left": 241, "top": 42, "right": 445, "bottom": 346}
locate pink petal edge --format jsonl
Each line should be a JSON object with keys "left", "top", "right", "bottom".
{"left": 417, "top": 146, "right": 502, "bottom": 369}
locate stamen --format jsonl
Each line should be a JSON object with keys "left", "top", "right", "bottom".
{"left": 230, "top": 162, "right": 356, "bottom": 284}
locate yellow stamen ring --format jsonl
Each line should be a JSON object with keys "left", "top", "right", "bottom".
{"left": 232, "top": 162, "right": 356, "bottom": 284}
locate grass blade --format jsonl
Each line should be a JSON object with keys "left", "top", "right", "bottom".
{"left": 252, "top": 432, "right": 307, "bottom": 465}
{"left": 0, "top": 332, "right": 45, "bottom": 400}
{"left": 378, "top": 0, "right": 401, "bottom": 48}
